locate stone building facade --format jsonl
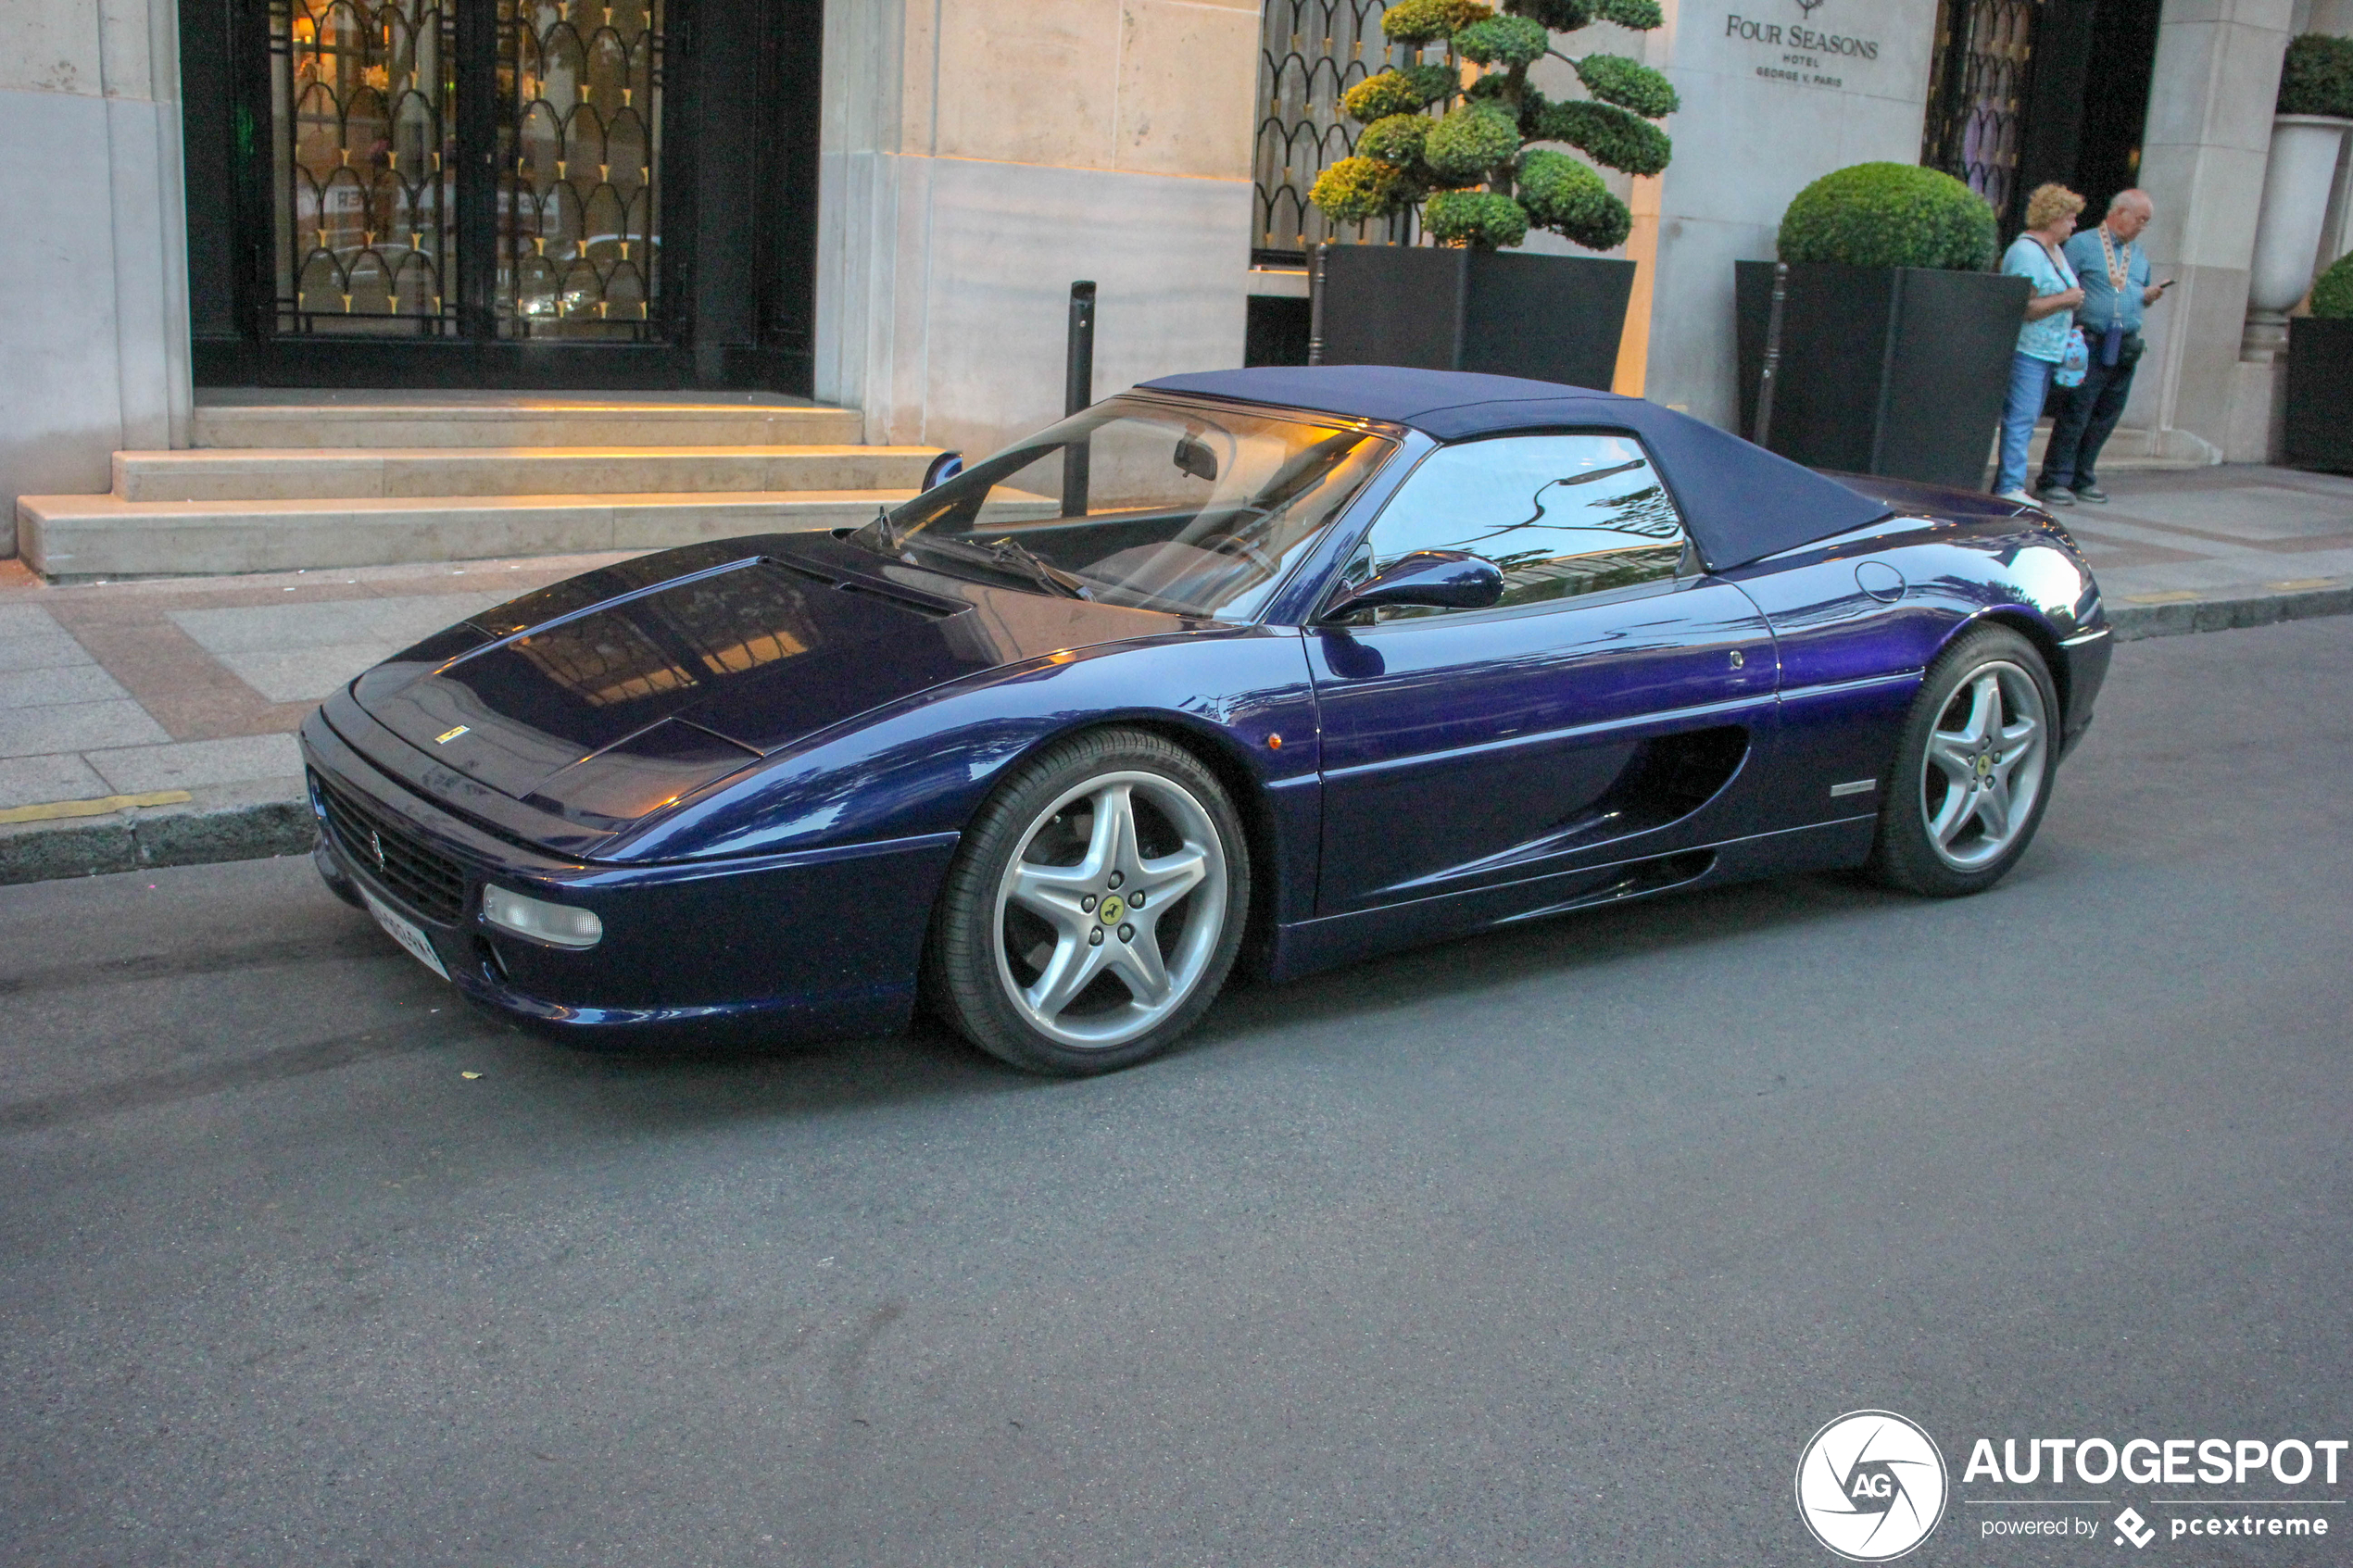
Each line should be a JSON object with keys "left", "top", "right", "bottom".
{"left": 3, "top": 0, "right": 2350, "bottom": 558}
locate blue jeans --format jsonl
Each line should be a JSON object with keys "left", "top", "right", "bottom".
{"left": 1995, "top": 351, "right": 2056, "bottom": 495}
{"left": 2038, "top": 354, "right": 2137, "bottom": 491}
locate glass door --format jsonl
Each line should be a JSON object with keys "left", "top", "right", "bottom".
{"left": 271, "top": 0, "right": 458, "bottom": 331}
{"left": 267, "top": 0, "right": 665, "bottom": 340}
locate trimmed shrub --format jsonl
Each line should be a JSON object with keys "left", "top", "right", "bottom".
{"left": 1593, "top": 0, "right": 1664, "bottom": 28}
{"left": 1535, "top": 96, "right": 1672, "bottom": 175}
{"left": 1518, "top": 148, "right": 1629, "bottom": 250}
{"left": 1573, "top": 53, "right": 1680, "bottom": 118}
{"left": 1506, "top": 0, "right": 1593, "bottom": 27}
{"left": 1355, "top": 113, "right": 1432, "bottom": 167}
{"left": 1424, "top": 105, "right": 1524, "bottom": 182}
{"left": 1456, "top": 14, "right": 1550, "bottom": 68}
{"left": 1310, "top": 0, "right": 1675, "bottom": 249}
{"left": 1340, "top": 64, "right": 1456, "bottom": 121}
{"left": 1425, "top": 189, "right": 1531, "bottom": 248}
{"left": 2312, "top": 251, "right": 2353, "bottom": 320}
{"left": 1309, "top": 157, "right": 1410, "bottom": 224}
{"left": 2278, "top": 33, "right": 2353, "bottom": 119}
{"left": 1383, "top": 0, "right": 1497, "bottom": 44}
{"left": 1777, "top": 162, "right": 1999, "bottom": 270}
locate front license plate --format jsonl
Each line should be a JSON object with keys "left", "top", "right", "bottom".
{"left": 361, "top": 887, "right": 451, "bottom": 982}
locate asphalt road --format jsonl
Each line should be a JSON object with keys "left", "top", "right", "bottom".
{"left": 4, "top": 617, "right": 2349, "bottom": 1568}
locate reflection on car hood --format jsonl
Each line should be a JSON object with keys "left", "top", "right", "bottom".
{"left": 348, "top": 535, "right": 1189, "bottom": 827}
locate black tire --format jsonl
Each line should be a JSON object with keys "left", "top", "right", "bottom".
{"left": 926, "top": 727, "right": 1252, "bottom": 1075}
{"left": 1869, "top": 625, "right": 2062, "bottom": 897}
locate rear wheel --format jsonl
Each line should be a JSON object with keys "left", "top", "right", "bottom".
{"left": 1869, "top": 626, "right": 2059, "bottom": 897}
{"left": 927, "top": 728, "right": 1250, "bottom": 1075}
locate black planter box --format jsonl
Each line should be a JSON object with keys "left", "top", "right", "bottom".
{"left": 1735, "top": 261, "right": 2031, "bottom": 490}
{"left": 2284, "top": 317, "right": 2353, "bottom": 473}
{"left": 1319, "top": 246, "right": 1635, "bottom": 392}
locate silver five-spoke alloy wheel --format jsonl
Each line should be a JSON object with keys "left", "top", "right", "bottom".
{"left": 1919, "top": 659, "right": 2047, "bottom": 872}
{"left": 991, "top": 771, "right": 1230, "bottom": 1050}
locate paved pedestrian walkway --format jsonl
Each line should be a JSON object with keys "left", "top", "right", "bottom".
{"left": 2060, "top": 464, "right": 2353, "bottom": 606}
{"left": 0, "top": 550, "right": 635, "bottom": 881}
{"left": 2, "top": 462, "right": 2348, "bottom": 882}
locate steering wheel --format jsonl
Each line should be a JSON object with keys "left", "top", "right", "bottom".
{"left": 1202, "top": 532, "right": 1278, "bottom": 574}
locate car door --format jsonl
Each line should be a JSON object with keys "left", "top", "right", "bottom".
{"left": 1306, "top": 432, "right": 1779, "bottom": 917}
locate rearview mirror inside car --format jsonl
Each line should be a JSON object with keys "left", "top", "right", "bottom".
{"left": 1173, "top": 433, "right": 1219, "bottom": 483}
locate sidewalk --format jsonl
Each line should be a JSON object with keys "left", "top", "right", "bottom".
{"left": 3, "top": 464, "right": 2349, "bottom": 884}
{"left": 0, "top": 550, "right": 634, "bottom": 884}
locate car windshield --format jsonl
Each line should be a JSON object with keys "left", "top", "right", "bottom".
{"left": 860, "top": 396, "right": 1395, "bottom": 621}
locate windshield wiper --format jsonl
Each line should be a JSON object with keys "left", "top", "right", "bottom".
{"left": 849, "top": 506, "right": 912, "bottom": 561}
{"left": 983, "top": 535, "right": 1092, "bottom": 599}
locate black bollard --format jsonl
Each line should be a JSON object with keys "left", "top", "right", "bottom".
{"left": 1307, "top": 243, "right": 1327, "bottom": 367}
{"left": 1753, "top": 260, "right": 1789, "bottom": 450}
{"left": 1063, "top": 282, "right": 1096, "bottom": 517}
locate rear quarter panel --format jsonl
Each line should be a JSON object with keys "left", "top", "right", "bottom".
{"left": 1729, "top": 511, "right": 2106, "bottom": 827}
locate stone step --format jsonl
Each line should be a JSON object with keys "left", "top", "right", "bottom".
{"left": 2023, "top": 424, "right": 2208, "bottom": 472}
{"left": 16, "top": 490, "right": 913, "bottom": 581}
{"left": 114, "top": 445, "right": 938, "bottom": 502}
{"left": 189, "top": 396, "right": 864, "bottom": 449}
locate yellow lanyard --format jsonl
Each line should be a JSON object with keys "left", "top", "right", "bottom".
{"left": 2098, "top": 227, "right": 2132, "bottom": 293}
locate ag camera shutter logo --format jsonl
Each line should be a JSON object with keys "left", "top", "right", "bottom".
{"left": 1796, "top": 1410, "right": 1949, "bottom": 1561}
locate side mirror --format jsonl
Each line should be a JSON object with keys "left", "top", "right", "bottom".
{"left": 920, "top": 450, "right": 964, "bottom": 491}
{"left": 1319, "top": 550, "right": 1504, "bottom": 621}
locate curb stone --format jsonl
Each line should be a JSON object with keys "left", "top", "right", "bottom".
{"left": 0, "top": 787, "right": 314, "bottom": 887}
{"left": 2107, "top": 581, "right": 2353, "bottom": 641}
{"left": 0, "top": 582, "right": 2348, "bottom": 888}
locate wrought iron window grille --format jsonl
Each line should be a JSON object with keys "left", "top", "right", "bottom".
{"left": 1922, "top": 0, "right": 2045, "bottom": 226}
{"left": 1253, "top": 0, "right": 1419, "bottom": 269}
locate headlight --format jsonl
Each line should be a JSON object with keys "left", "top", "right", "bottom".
{"left": 481, "top": 884, "right": 604, "bottom": 949}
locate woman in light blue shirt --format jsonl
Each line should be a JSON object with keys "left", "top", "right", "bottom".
{"left": 1992, "top": 183, "right": 2087, "bottom": 504}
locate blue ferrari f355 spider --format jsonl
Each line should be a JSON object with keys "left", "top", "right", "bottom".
{"left": 301, "top": 367, "right": 2111, "bottom": 1074}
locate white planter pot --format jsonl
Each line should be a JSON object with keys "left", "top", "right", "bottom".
{"left": 2248, "top": 114, "right": 2353, "bottom": 315}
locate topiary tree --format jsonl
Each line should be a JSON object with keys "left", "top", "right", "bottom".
{"left": 1776, "top": 163, "right": 2000, "bottom": 271}
{"left": 1308, "top": 0, "right": 1677, "bottom": 252}
{"left": 2312, "top": 251, "right": 2353, "bottom": 319}
{"left": 2278, "top": 33, "right": 2353, "bottom": 119}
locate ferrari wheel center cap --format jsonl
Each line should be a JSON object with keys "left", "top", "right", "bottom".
{"left": 1098, "top": 894, "right": 1126, "bottom": 926}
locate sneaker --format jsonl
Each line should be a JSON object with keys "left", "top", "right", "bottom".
{"left": 1994, "top": 488, "right": 2038, "bottom": 507}
{"left": 2073, "top": 484, "right": 2108, "bottom": 503}
{"left": 2033, "top": 483, "right": 2076, "bottom": 506}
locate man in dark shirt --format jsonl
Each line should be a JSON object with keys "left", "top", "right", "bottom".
{"left": 2036, "top": 189, "right": 2171, "bottom": 505}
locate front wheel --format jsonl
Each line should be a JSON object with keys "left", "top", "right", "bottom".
{"left": 1869, "top": 626, "right": 2060, "bottom": 897}
{"left": 927, "top": 728, "right": 1251, "bottom": 1075}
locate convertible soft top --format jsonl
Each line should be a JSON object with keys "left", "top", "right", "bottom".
{"left": 1140, "top": 366, "right": 1892, "bottom": 572}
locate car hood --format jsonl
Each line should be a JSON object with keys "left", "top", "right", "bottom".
{"left": 347, "top": 535, "right": 1189, "bottom": 829}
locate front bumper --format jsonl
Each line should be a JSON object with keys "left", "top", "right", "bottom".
{"left": 2056, "top": 623, "right": 2113, "bottom": 760}
{"left": 301, "top": 706, "right": 960, "bottom": 1047}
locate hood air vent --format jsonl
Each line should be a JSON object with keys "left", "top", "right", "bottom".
{"left": 765, "top": 553, "right": 969, "bottom": 621}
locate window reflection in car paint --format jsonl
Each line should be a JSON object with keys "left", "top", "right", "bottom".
{"left": 878, "top": 396, "right": 1394, "bottom": 621}
{"left": 1346, "top": 434, "right": 1692, "bottom": 621}
{"left": 509, "top": 563, "right": 822, "bottom": 709}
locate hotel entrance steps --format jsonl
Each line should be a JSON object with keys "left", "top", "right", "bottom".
{"left": 187, "top": 391, "right": 866, "bottom": 449}
{"left": 110, "top": 446, "right": 933, "bottom": 502}
{"left": 15, "top": 393, "right": 938, "bottom": 581}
